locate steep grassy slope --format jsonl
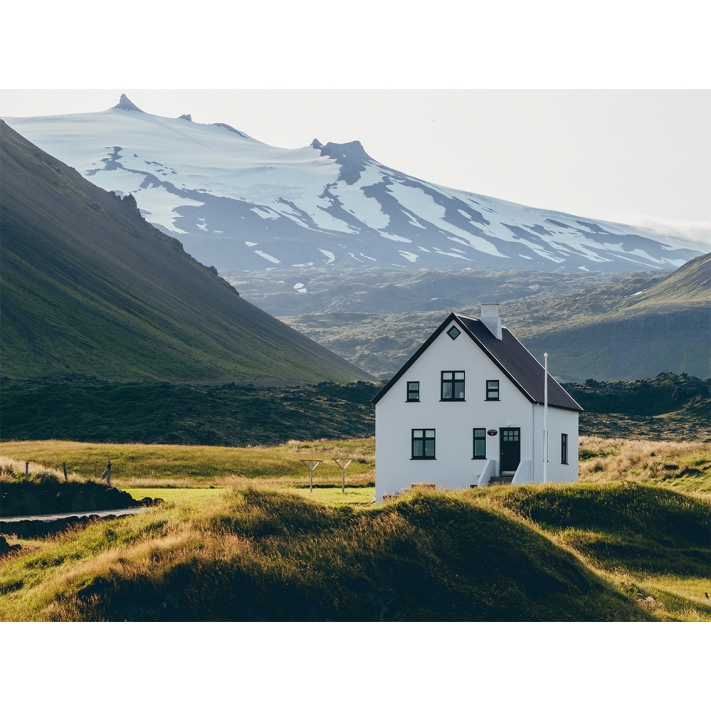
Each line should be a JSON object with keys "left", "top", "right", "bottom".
{"left": 0, "top": 121, "right": 371, "bottom": 384}
{"left": 622, "top": 252, "right": 711, "bottom": 306}
{"left": 520, "top": 253, "right": 710, "bottom": 381}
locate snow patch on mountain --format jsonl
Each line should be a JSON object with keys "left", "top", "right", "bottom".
{"left": 4, "top": 95, "right": 703, "bottom": 273}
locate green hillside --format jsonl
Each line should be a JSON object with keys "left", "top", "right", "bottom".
{"left": 520, "top": 254, "right": 710, "bottom": 381}
{"left": 0, "top": 121, "right": 371, "bottom": 384}
{"left": 623, "top": 252, "right": 711, "bottom": 306}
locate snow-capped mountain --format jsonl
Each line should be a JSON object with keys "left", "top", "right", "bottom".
{"left": 4, "top": 95, "right": 702, "bottom": 273}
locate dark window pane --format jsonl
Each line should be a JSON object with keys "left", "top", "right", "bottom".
{"left": 442, "top": 382, "right": 453, "bottom": 399}
{"left": 424, "top": 439, "right": 435, "bottom": 458}
{"left": 454, "top": 381, "right": 465, "bottom": 399}
{"left": 413, "top": 439, "right": 424, "bottom": 458}
{"left": 474, "top": 439, "right": 486, "bottom": 457}
{"left": 425, "top": 430, "right": 435, "bottom": 438}
{"left": 474, "top": 429, "right": 486, "bottom": 438}
{"left": 447, "top": 326, "right": 460, "bottom": 340}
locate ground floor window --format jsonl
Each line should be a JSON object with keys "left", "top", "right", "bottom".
{"left": 561, "top": 433, "right": 568, "bottom": 464}
{"left": 473, "top": 428, "right": 486, "bottom": 458}
{"left": 412, "top": 429, "right": 436, "bottom": 459}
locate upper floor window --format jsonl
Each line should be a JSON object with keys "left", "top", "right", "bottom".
{"left": 412, "top": 429, "right": 436, "bottom": 459}
{"left": 561, "top": 433, "right": 568, "bottom": 464}
{"left": 407, "top": 381, "right": 420, "bottom": 402}
{"left": 441, "top": 371, "right": 465, "bottom": 400}
{"left": 486, "top": 380, "right": 499, "bottom": 401}
{"left": 447, "top": 325, "right": 461, "bottom": 340}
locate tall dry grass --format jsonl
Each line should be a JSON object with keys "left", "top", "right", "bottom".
{"left": 0, "top": 457, "right": 85, "bottom": 484}
{"left": 579, "top": 436, "right": 711, "bottom": 492}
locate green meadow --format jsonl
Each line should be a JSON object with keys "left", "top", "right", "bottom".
{"left": 1, "top": 436, "right": 709, "bottom": 621}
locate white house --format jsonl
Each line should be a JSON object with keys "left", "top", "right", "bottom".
{"left": 371, "top": 304, "right": 582, "bottom": 500}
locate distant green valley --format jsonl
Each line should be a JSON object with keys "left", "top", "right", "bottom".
{"left": 239, "top": 255, "right": 710, "bottom": 383}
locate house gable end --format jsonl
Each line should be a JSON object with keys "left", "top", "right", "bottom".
{"left": 371, "top": 312, "right": 583, "bottom": 412}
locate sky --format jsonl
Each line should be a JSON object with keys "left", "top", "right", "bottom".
{"left": 1, "top": 3, "right": 709, "bottom": 248}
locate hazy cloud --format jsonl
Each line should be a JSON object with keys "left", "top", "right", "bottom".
{"left": 609, "top": 213, "right": 711, "bottom": 250}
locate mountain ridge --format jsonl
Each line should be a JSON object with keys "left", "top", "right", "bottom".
{"left": 4, "top": 96, "right": 702, "bottom": 274}
{"left": 0, "top": 119, "right": 373, "bottom": 384}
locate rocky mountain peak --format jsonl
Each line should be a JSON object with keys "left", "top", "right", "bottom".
{"left": 112, "top": 94, "right": 144, "bottom": 113}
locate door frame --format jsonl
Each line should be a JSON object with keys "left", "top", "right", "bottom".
{"left": 499, "top": 427, "right": 521, "bottom": 473}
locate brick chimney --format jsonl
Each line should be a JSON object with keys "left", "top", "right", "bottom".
{"left": 480, "top": 303, "right": 502, "bottom": 339}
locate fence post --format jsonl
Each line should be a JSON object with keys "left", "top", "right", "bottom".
{"left": 63, "top": 462, "right": 68, "bottom": 481}
{"left": 25, "top": 461, "right": 29, "bottom": 479}
{"left": 101, "top": 460, "right": 112, "bottom": 487}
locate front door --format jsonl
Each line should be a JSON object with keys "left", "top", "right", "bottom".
{"left": 500, "top": 428, "right": 521, "bottom": 473}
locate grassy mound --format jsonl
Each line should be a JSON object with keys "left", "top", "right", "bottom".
{"left": 3, "top": 482, "right": 708, "bottom": 622}
{"left": 486, "top": 483, "right": 710, "bottom": 577}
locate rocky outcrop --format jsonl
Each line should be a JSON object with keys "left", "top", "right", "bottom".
{"left": 0, "top": 480, "right": 161, "bottom": 518}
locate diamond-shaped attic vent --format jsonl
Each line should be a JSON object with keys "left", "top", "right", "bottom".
{"left": 447, "top": 325, "right": 461, "bottom": 340}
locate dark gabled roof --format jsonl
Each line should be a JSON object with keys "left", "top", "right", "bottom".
{"left": 371, "top": 312, "right": 583, "bottom": 412}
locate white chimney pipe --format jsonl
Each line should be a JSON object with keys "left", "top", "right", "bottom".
{"left": 480, "top": 303, "right": 502, "bottom": 339}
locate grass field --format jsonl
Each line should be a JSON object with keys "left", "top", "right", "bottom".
{"left": 0, "top": 438, "right": 375, "bottom": 488}
{"left": 1, "top": 435, "right": 708, "bottom": 493}
{"left": 0, "top": 482, "right": 708, "bottom": 621}
{"left": 1, "top": 436, "right": 708, "bottom": 621}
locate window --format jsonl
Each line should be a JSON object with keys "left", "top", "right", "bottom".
{"left": 412, "top": 429, "right": 436, "bottom": 459}
{"left": 447, "top": 325, "right": 461, "bottom": 340}
{"left": 561, "top": 433, "right": 568, "bottom": 464}
{"left": 441, "top": 371, "right": 465, "bottom": 400}
{"left": 486, "top": 380, "right": 499, "bottom": 400}
{"left": 473, "top": 428, "right": 487, "bottom": 459}
{"left": 407, "top": 381, "right": 420, "bottom": 402}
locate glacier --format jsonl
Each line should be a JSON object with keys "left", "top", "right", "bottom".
{"left": 3, "top": 95, "right": 702, "bottom": 273}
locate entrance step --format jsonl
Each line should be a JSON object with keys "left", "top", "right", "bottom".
{"left": 488, "top": 475, "right": 514, "bottom": 486}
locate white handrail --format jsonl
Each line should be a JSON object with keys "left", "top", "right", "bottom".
{"left": 511, "top": 459, "right": 532, "bottom": 485}
{"left": 477, "top": 459, "right": 497, "bottom": 488}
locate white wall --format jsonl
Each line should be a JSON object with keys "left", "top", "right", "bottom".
{"left": 375, "top": 325, "right": 537, "bottom": 500}
{"left": 531, "top": 405, "right": 579, "bottom": 483}
{"left": 374, "top": 323, "right": 580, "bottom": 499}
